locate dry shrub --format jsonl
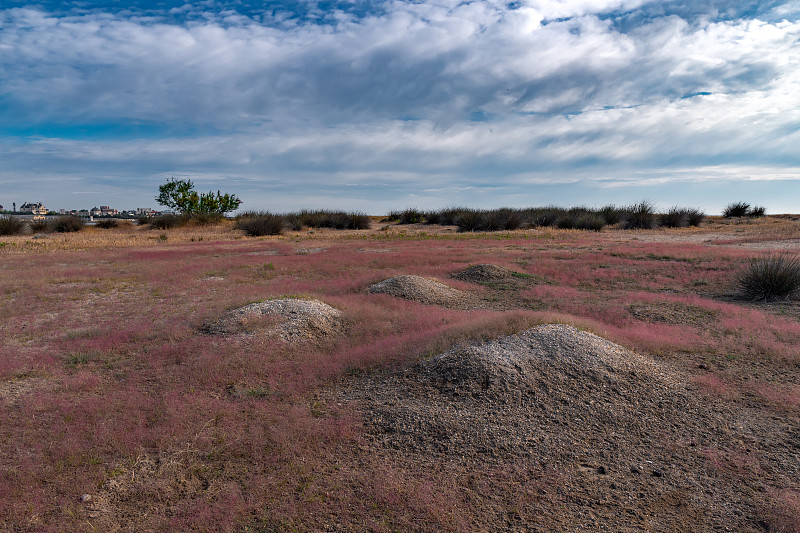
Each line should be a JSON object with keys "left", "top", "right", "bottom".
{"left": 0, "top": 215, "right": 25, "bottom": 235}
{"left": 236, "top": 212, "right": 284, "bottom": 236}
{"left": 50, "top": 215, "right": 84, "bottom": 233}
{"left": 737, "top": 253, "right": 800, "bottom": 301}
{"left": 95, "top": 218, "right": 119, "bottom": 229}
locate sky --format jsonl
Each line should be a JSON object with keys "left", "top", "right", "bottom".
{"left": 1, "top": 0, "right": 799, "bottom": 214}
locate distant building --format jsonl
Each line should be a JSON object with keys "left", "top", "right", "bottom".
{"left": 90, "top": 206, "right": 102, "bottom": 217}
{"left": 99, "top": 205, "right": 118, "bottom": 216}
{"left": 20, "top": 202, "right": 47, "bottom": 215}
{"left": 136, "top": 207, "right": 155, "bottom": 216}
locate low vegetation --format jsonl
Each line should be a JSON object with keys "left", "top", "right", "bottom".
{"left": 0, "top": 215, "right": 25, "bottom": 235}
{"left": 390, "top": 203, "right": 705, "bottom": 232}
{"left": 0, "top": 216, "right": 798, "bottom": 532}
{"left": 235, "top": 211, "right": 285, "bottom": 236}
{"left": 49, "top": 215, "right": 85, "bottom": 233}
{"left": 737, "top": 253, "right": 800, "bottom": 300}
{"left": 95, "top": 218, "right": 119, "bottom": 229}
{"left": 723, "top": 202, "right": 767, "bottom": 218}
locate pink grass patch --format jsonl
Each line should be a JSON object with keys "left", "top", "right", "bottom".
{"left": 753, "top": 382, "right": 800, "bottom": 412}
{"left": 692, "top": 373, "right": 738, "bottom": 399}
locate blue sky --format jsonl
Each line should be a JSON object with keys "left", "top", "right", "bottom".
{"left": 1, "top": 0, "right": 799, "bottom": 214}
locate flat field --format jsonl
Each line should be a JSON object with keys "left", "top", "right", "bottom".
{"left": 2, "top": 216, "right": 800, "bottom": 532}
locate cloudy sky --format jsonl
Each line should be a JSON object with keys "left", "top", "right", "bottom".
{"left": 1, "top": 0, "right": 799, "bottom": 213}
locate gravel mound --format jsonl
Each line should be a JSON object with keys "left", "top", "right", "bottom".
{"left": 367, "top": 275, "right": 476, "bottom": 308}
{"left": 451, "top": 263, "right": 518, "bottom": 283}
{"left": 421, "top": 324, "right": 668, "bottom": 399}
{"left": 203, "top": 298, "right": 343, "bottom": 342}
{"left": 333, "top": 324, "right": 792, "bottom": 530}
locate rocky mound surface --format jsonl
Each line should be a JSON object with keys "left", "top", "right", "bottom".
{"left": 421, "top": 324, "right": 669, "bottom": 400}
{"left": 337, "top": 324, "right": 790, "bottom": 531}
{"left": 367, "top": 275, "right": 477, "bottom": 308}
{"left": 451, "top": 263, "right": 518, "bottom": 283}
{"left": 202, "top": 298, "right": 343, "bottom": 342}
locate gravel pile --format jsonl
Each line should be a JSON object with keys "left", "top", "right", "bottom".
{"left": 451, "top": 263, "right": 518, "bottom": 283}
{"left": 202, "top": 298, "right": 343, "bottom": 342}
{"left": 367, "top": 275, "right": 477, "bottom": 308}
{"left": 336, "top": 324, "right": 790, "bottom": 531}
{"left": 421, "top": 324, "right": 671, "bottom": 399}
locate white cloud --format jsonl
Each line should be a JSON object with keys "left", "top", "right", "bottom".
{"left": 1, "top": 2, "right": 799, "bottom": 211}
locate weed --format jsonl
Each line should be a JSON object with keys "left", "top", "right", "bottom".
{"left": 723, "top": 202, "right": 751, "bottom": 218}
{"left": 0, "top": 216, "right": 25, "bottom": 236}
{"left": 149, "top": 214, "right": 185, "bottom": 229}
{"left": 623, "top": 201, "right": 656, "bottom": 229}
{"left": 236, "top": 212, "right": 285, "bottom": 236}
{"left": 50, "top": 216, "right": 85, "bottom": 233}
{"left": 749, "top": 206, "right": 766, "bottom": 218}
{"left": 397, "top": 208, "right": 423, "bottom": 225}
{"left": 454, "top": 209, "right": 486, "bottom": 232}
{"left": 95, "top": 218, "right": 119, "bottom": 229}
{"left": 660, "top": 207, "right": 689, "bottom": 228}
{"left": 737, "top": 253, "right": 800, "bottom": 300}
{"left": 29, "top": 219, "right": 50, "bottom": 232}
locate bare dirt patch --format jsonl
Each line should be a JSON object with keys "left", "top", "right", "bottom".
{"left": 202, "top": 298, "right": 344, "bottom": 342}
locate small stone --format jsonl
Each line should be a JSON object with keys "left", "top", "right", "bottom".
{"left": 80, "top": 494, "right": 92, "bottom": 503}
{"left": 651, "top": 470, "right": 664, "bottom": 477}
{"left": 630, "top": 465, "right": 641, "bottom": 474}
{"left": 698, "top": 363, "right": 708, "bottom": 370}
{"left": 597, "top": 466, "right": 607, "bottom": 475}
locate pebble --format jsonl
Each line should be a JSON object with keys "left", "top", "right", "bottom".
{"left": 80, "top": 494, "right": 92, "bottom": 503}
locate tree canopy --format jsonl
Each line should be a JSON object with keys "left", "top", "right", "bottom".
{"left": 156, "top": 178, "right": 241, "bottom": 216}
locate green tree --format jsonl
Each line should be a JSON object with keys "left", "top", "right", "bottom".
{"left": 156, "top": 178, "right": 242, "bottom": 216}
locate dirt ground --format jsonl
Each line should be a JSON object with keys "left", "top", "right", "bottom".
{"left": 2, "top": 215, "right": 800, "bottom": 532}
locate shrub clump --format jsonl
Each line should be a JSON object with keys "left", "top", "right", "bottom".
{"left": 95, "top": 218, "right": 119, "bottom": 229}
{"left": 148, "top": 214, "right": 185, "bottom": 229}
{"left": 659, "top": 207, "right": 689, "bottom": 228}
{"left": 623, "top": 201, "right": 656, "bottom": 229}
{"left": 737, "top": 254, "right": 800, "bottom": 301}
{"left": 723, "top": 202, "right": 751, "bottom": 218}
{"left": 29, "top": 219, "right": 50, "bottom": 233}
{"left": 0, "top": 216, "right": 25, "bottom": 236}
{"left": 50, "top": 216, "right": 85, "bottom": 233}
{"left": 236, "top": 211, "right": 285, "bottom": 236}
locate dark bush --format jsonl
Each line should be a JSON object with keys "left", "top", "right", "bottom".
{"left": 289, "top": 210, "right": 370, "bottom": 230}
{"left": 623, "top": 201, "right": 656, "bottom": 229}
{"left": 29, "top": 219, "right": 50, "bottom": 233}
{"left": 236, "top": 212, "right": 285, "bottom": 236}
{"left": 723, "top": 202, "right": 750, "bottom": 218}
{"left": 685, "top": 208, "right": 705, "bottom": 227}
{"left": 0, "top": 216, "right": 25, "bottom": 236}
{"left": 397, "top": 208, "right": 423, "bottom": 225}
{"left": 659, "top": 207, "right": 689, "bottom": 228}
{"left": 556, "top": 214, "right": 577, "bottom": 229}
{"left": 189, "top": 212, "right": 224, "bottom": 225}
{"left": 422, "top": 211, "right": 441, "bottom": 225}
{"left": 454, "top": 209, "right": 486, "bottom": 232}
{"left": 50, "top": 216, "right": 85, "bottom": 233}
{"left": 531, "top": 208, "right": 561, "bottom": 228}
{"left": 749, "top": 206, "right": 766, "bottom": 218}
{"left": 95, "top": 218, "right": 119, "bottom": 229}
{"left": 599, "top": 205, "right": 623, "bottom": 225}
{"left": 437, "top": 208, "right": 465, "bottom": 226}
{"left": 149, "top": 214, "right": 185, "bottom": 229}
{"left": 575, "top": 214, "right": 605, "bottom": 231}
{"left": 737, "top": 254, "right": 800, "bottom": 301}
